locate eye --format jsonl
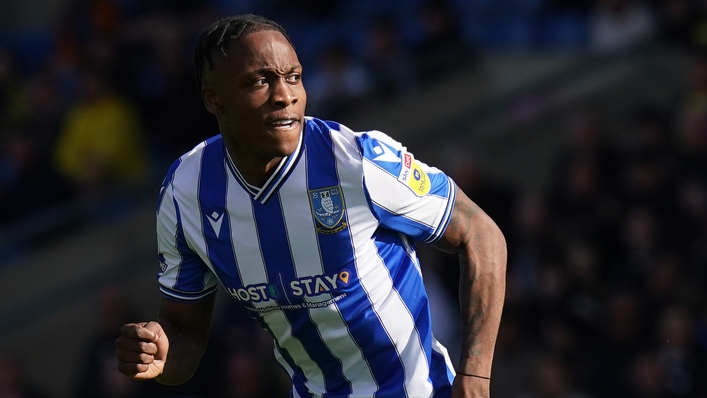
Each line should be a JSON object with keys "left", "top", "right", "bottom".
{"left": 253, "top": 77, "right": 268, "bottom": 86}
{"left": 286, "top": 74, "right": 301, "bottom": 83}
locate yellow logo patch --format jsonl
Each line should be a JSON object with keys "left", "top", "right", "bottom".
{"left": 398, "top": 152, "right": 430, "bottom": 196}
{"left": 408, "top": 160, "right": 430, "bottom": 196}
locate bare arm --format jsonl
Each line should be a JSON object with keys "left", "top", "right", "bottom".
{"left": 116, "top": 294, "right": 215, "bottom": 385}
{"left": 154, "top": 294, "right": 215, "bottom": 385}
{"left": 434, "top": 185, "right": 507, "bottom": 397}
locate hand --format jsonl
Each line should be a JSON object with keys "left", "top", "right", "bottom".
{"left": 451, "top": 374, "right": 491, "bottom": 398}
{"left": 115, "top": 321, "right": 169, "bottom": 379}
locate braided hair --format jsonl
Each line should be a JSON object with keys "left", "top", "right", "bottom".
{"left": 193, "top": 14, "right": 293, "bottom": 88}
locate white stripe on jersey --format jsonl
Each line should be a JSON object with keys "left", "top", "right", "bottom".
{"left": 333, "top": 127, "right": 434, "bottom": 396}
{"left": 157, "top": 141, "right": 219, "bottom": 295}
{"left": 225, "top": 174, "right": 328, "bottom": 390}
{"left": 362, "top": 160, "right": 449, "bottom": 229}
{"left": 281, "top": 155, "right": 379, "bottom": 396}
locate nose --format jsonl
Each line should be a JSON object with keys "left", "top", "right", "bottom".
{"left": 270, "top": 78, "right": 297, "bottom": 108}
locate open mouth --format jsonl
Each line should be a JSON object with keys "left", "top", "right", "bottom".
{"left": 270, "top": 118, "right": 298, "bottom": 129}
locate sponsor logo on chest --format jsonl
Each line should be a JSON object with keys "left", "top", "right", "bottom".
{"left": 225, "top": 270, "right": 351, "bottom": 303}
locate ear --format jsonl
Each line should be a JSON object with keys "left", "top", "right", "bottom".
{"left": 202, "top": 87, "right": 224, "bottom": 115}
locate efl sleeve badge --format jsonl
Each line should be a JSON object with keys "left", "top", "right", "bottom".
{"left": 397, "top": 153, "right": 431, "bottom": 197}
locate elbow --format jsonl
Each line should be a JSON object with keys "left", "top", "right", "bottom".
{"left": 479, "top": 212, "right": 508, "bottom": 278}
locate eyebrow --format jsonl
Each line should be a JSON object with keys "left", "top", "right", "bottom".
{"left": 248, "top": 65, "right": 301, "bottom": 77}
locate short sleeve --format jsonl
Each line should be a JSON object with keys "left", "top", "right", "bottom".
{"left": 156, "top": 178, "right": 218, "bottom": 301}
{"left": 357, "top": 130, "right": 456, "bottom": 243}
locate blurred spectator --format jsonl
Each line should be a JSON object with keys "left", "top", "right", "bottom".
{"left": 560, "top": 240, "right": 603, "bottom": 338}
{"left": 669, "top": 178, "right": 707, "bottom": 279}
{"left": 627, "top": 350, "right": 668, "bottom": 398}
{"left": 0, "top": 131, "right": 71, "bottom": 226}
{"left": 0, "top": 353, "right": 49, "bottom": 398}
{"left": 364, "top": 15, "right": 417, "bottom": 100}
{"left": 53, "top": 0, "right": 123, "bottom": 82}
{"left": 120, "top": 15, "right": 217, "bottom": 162}
{"left": 674, "top": 56, "right": 707, "bottom": 178}
{"left": 517, "top": 354, "right": 595, "bottom": 398}
{"left": 305, "top": 41, "right": 373, "bottom": 120}
{"left": 52, "top": 67, "right": 149, "bottom": 196}
{"left": 212, "top": 298, "right": 290, "bottom": 398}
{"left": 506, "top": 193, "right": 561, "bottom": 300}
{"left": 74, "top": 285, "right": 150, "bottom": 398}
{"left": 653, "top": 304, "right": 707, "bottom": 396}
{"left": 615, "top": 206, "right": 662, "bottom": 284}
{"left": 0, "top": 65, "right": 73, "bottom": 225}
{"left": 451, "top": 155, "right": 516, "bottom": 241}
{"left": 548, "top": 0, "right": 594, "bottom": 13}
{"left": 0, "top": 47, "right": 26, "bottom": 129}
{"left": 218, "top": 349, "right": 290, "bottom": 398}
{"left": 687, "top": 2, "right": 707, "bottom": 50}
{"left": 588, "top": 290, "right": 647, "bottom": 398}
{"left": 548, "top": 111, "right": 620, "bottom": 256}
{"left": 260, "top": 0, "right": 338, "bottom": 19}
{"left": 655, "top": 0, "right": 701, "bottom": 47}
{"left": 413, "top": 0, "right": 476, "bottom": 85}
{"left": 491, "top": 310, "right": 541, "bottom": 398}
{"left": 589, "top": 0, "right": 658, "bottom": 53}
{"left": 551, "top": 110, "right": 620, "bottom": 196}
{"left": 643, "top": 252, "right": 688, "bottom": 309}
{"left": 616, "top": 107, "right": 678, "bottom": 217}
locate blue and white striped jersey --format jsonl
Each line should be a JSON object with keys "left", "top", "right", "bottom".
{"left": 157, "top": 117, "right": 457, "bottom": 398}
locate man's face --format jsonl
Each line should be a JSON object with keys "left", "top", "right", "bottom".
{"left": 203, "top": 30, "right": 306, "bottom": 162}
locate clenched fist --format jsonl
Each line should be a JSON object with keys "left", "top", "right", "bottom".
{"left": 115, "top": 321, "right": 169, "bottom": 379}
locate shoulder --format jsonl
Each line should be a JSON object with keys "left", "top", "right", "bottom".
{"left": 161, "top": 135, "right": 223, "bottom": 190}
{"left": 305, "top": 116, "right": 403, "bottom": 155}
{"left": 305, "top": 117, "right": 352, "bottom": 137}
{"left": 304, "top": 116, "right": 360, "bottom": 155}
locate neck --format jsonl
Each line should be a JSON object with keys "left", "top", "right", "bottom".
{"left": 226, "top": 145, "right": 283, "bottom": 187}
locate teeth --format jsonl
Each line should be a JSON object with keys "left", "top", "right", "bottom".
{"left": 273, "top": 120, "right": 294, "bottom": 126}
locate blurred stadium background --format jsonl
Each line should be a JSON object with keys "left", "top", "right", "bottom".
{"left": 1, "top": 0, "right": 706, "bottom": 397}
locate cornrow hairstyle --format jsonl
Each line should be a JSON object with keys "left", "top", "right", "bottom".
{"left": 194, "top": 14, "right": 293, "bottom": 89}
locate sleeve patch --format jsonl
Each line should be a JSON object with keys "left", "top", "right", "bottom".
{"left": 397, "top": 153, "right": 431, "bottom": 197}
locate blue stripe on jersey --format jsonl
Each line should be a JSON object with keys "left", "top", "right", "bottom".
{"left": 306, "top": 121, "right": 408, "bottom": 397}
{"left": 373, "top": 229, "right": 432, "bottom": 366}
{"left": 366, "top": 199, "right": 435, "bottom": 240}
{"left": 264, "top": 324, "right": 310, "bottom": 398}
{"left": 161, "top": 193, "right": 216, "bottom": 298}
{"left": 157, "top": 158, "right": 181, "bottom": 211}
{"left": 373, "top": 229, "right": 455, "bottom": 395}
{"left": 426, "top": 179, "right": 456, "bottom": 244}
{"left": 252, "top": 192, "right": 351, "bottom": 397}
{"left": 197, "top": 139, "right": 245, "bottom": 294}
{"left": 356, "top": 134, "right": 402, "bottom": 176}
{"left": 430, "top": 348, "right": 454, "bottom": 396}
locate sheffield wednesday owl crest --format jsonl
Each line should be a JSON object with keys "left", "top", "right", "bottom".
{"left": 309, "top": 186, "right": 347, "bottom": 234}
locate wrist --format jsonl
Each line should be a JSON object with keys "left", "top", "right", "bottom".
{"left": 456, "top": 372, "right": 490, "bottom": 381}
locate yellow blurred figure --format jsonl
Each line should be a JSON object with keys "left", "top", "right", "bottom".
{"left": 54, "top": 71, "right": 148, "bottom": 191}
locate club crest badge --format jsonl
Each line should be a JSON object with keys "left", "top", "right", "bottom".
{"left": 309, "top": 186, "right": 347, "bottom": 234}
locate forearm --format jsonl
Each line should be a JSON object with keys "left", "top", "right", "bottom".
{"left": 152, "top": 295, "right": 215, "bottom": 385}
{"left": 457, "top": 213, "right": 506, "bottom": 377}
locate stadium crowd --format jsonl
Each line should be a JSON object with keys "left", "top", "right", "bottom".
{"left": 2, "top": 0, "right": 707, "bottom": 397}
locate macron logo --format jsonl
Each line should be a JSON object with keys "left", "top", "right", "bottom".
{"left": 206, "top": 211, "right": 224, "bottom": 238}
{"left": 371, "top": 144, "right": 400, "bottom": 163}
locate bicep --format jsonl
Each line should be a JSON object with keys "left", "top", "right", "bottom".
{"left": 433, "top": 185, "right": 498, "bottom": 254}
